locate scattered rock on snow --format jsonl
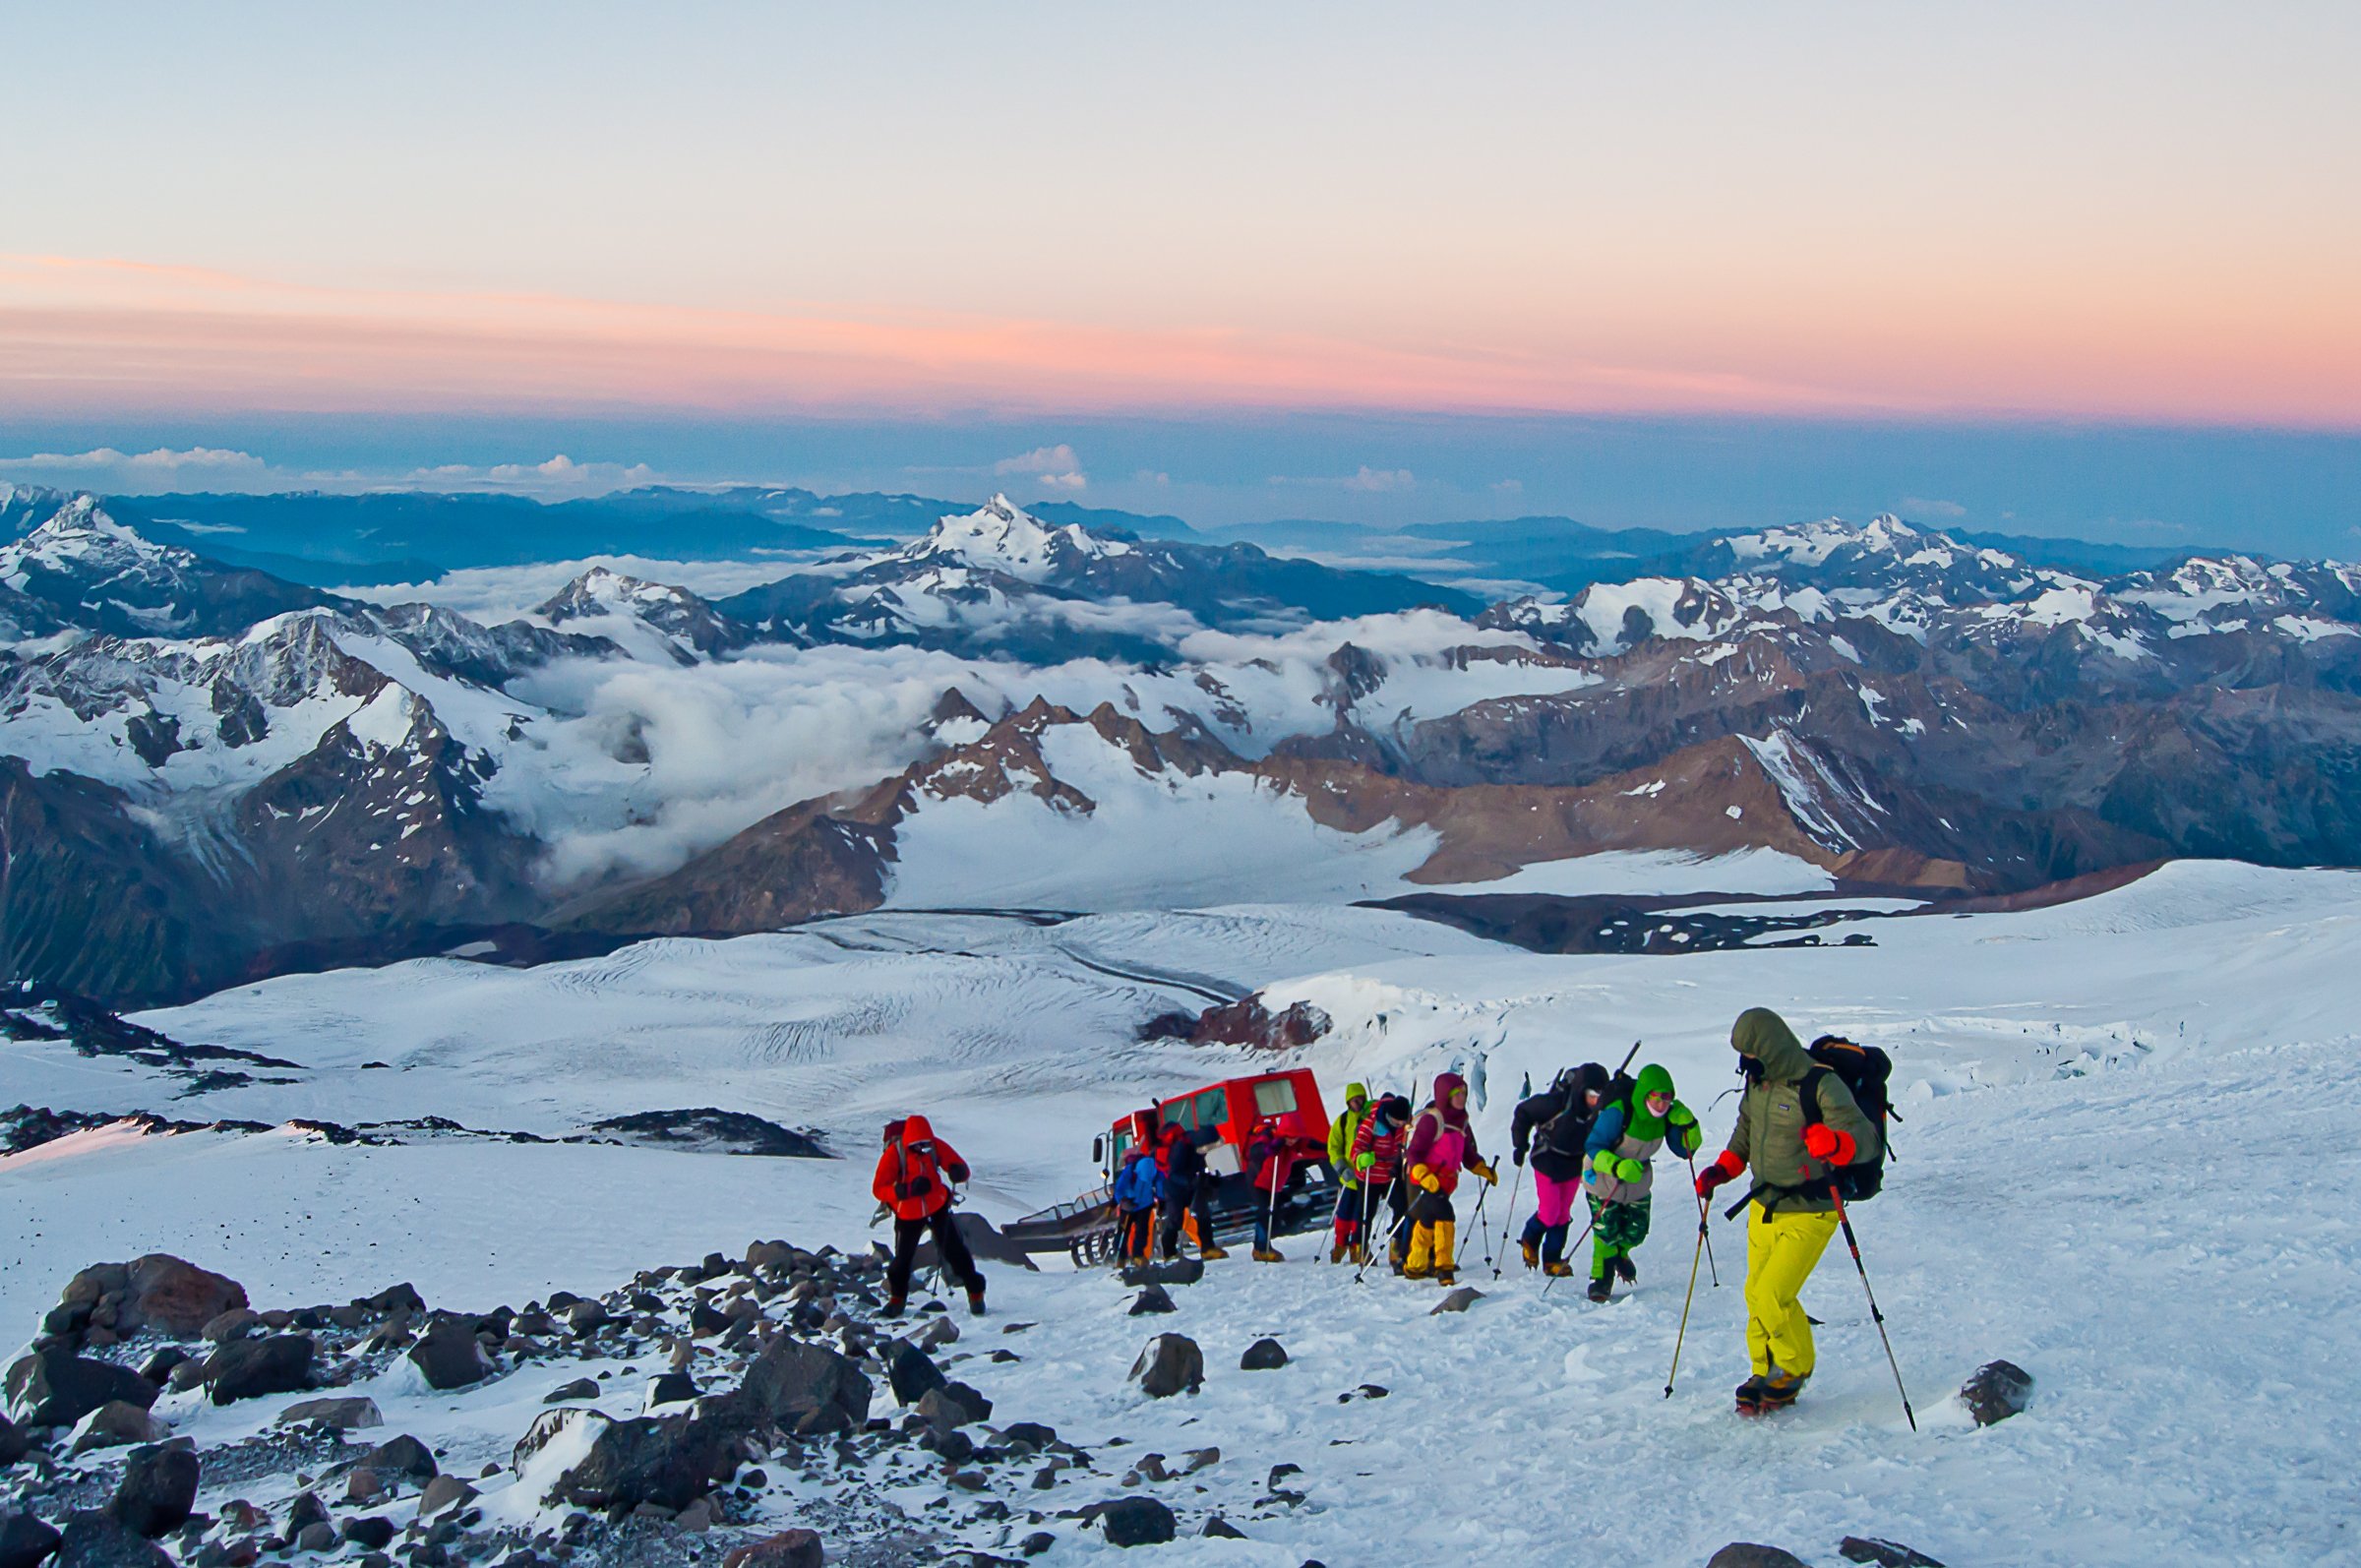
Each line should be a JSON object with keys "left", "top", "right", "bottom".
{"left": 1430, "top": 1287, "right": 1484, "bottom": 1314}
{"left": 1707, "top": 1546, "right": 1810, "bottom": 1568}
{"left": 1202, "top": 1514, "right": 1247, "bottom": 1539}
{"left": 275, "top": 1396, "right": 382, "bottom": 1430}
{"left": 0, "top": 1416, "right": 26, "bottom": 1468}
{"left": 1127, "top": 1285, "right": 1176, "bottom": 1316}
{"left": 417, "top": 1474, "right": 478, "bottom": 1519}
{"left": 551, "top": 1414, "right": 729, "bottom": 1515}
{"left": 721, "top": 1528, "right": 824, "bottom": 1568}
{"left": 107, "top": 1443, "right": 199, "bottom": 1537}
{"left": 544, "top": 1377, "right": 601, "bottom": 1404}
{"left": 1240, "top": 1338, "right": 1289, "bottom": 1370}
{"left": 1841, "top": 1538, "right": 1948, "bottom": 1567}
{"left": 1128, "top": 1334, "right": 1204, "bottom": 1398}
{"left": 207, "top": 1334, "right": 314, "bottom": 1405}
{"left": 723, "top": 1335, "right": 873, "bottom": 1435}
{"left": 407, "top": 1316, "right": 495, "bottom": 1390}
{"left": 1959, "top": 1359, "right": 2033, "bottom": 1426}
{"left": 915, "top": 1381, "right": 992, "bottom": 1429}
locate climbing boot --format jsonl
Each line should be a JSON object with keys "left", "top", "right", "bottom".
{"left": 1519, "top": 1237, "right": 1541, "bottom": 1270}
{"left": 1431, "top": 1222, "right": 1457, "bottom": 1285}
{"left": 1198, "top": 1243, "right": 1230, "bottom": 1261}
{"left": 966, "top": 1285, "right": 987, "bottom": 1318}
{"left": 1252, "top": 1246, "right": 1285, "bottom": 1264}
{"left": 1611, "top": 1254, "right": 1637, "bottom": 1286}
{"left": 1756, "top": 1369, "right": 1807, "bottom": 1411}
{"left": 1734, "top": 1375, "right": 1769, "bottom": 1414}
{"left": 1586, "top": 1276, "right": 1612, "bottom": 1303}
{"left": 880, "top": 1294, "right": 907, "bottom": 1320}
{"left": 1543, "top": 1259, "right": 1573, "bottom": 1279}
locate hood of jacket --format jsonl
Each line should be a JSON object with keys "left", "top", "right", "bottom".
{"left": 898, "top": 1114, "right": 936, "bottom": 1145}
{"left": 1432, "top": 1071, "right": 1470, "bottom": 1126}
{"left": 1731, "top": 1007, "right": 1815, "bottom": 1083}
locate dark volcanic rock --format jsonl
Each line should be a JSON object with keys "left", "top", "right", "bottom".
{"left": 1960, "top": 1359, "right": 2033, "bottom": 1425}
{"left": 1186, "top": 995, "right": 1332, "bottom": 1051}
{"left": 1127, "top": 1285, "right": 1176, "bottom": 1316}
{"left": 1090, "top": 1495, "right": 1177, "bottom": 1547}
{"left": 0, "top": 1511, "right": 63, "bottom": 1568}
{"left": 885, "top": 1343, "right": 945, "bottom": 1406}
{"left": 52, "top": 1510, "right": 172, "bottom": 1567}
{"left": 3, "top": 1350, "right": 158, "bottom": 1429}
{"left": 1841, "top": 1538, "right": 1947, "bottom": 1567}
{"left": 550, "top": 1414, "right": 728, "bottom": 1515}
{"left": 1117, "top": 1257, "right": 1202, "bottom": 1289}
{"left": 0, "top": 1416, "right": 26, "bottom": 1468}
{"left": 1707, "top": 1547, "right": 1809, "bottom": 1568}
{"left": 584, "top": 1109, "right": 827, "bottom": 1158}
{"left": 362, "top": 1433, "right": 438, "bottom": 1479}
{"left": 1128, "top": 1334, "right": 1203, "bottom": 1399}
{"left": 1240, "top": 1337, "right": 1289, "bottom": 1370}
{"left": 407, "top": 1318, "right": 494, "bottom": 1390}
{"left": 721, "top": 1529, "right": 823, "bottom": 1568}
{"left": 914, "top": 1381, "right": 992, "bottom": 1429}
{"left": 207, "top": 1335, "right": 313, "bottom": 1404}
{"left": 117, "top": 1255, "right": 247, "bottom": 1337}
{"left": 108, "top": 1442, "right": 199, "bottom": 1537}
{"left": 722, "top": 1336, "right": 873, "bottom": 1435}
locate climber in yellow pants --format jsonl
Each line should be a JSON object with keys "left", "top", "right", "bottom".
{"left": 1694, "top": 1007, "right": 1882, "bottom": 1414}
{"left": 1743, "top": 1204, "right": 1839, "bottom": 1382}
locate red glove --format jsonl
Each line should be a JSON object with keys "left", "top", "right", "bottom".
{"left": 1802, "top": 1124, "right": 1857, "bottom": 1165}
{"left": 1694, "top": 1150, "right": 1743, "bottom": 1196}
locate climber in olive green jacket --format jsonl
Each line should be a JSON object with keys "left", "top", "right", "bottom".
{"left": 1694, "top": 1006, "right": 1881, "bottom": 1414}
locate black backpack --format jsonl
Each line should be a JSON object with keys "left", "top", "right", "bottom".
{"left": 1539, "top": 1066, "right": 1624, "bottom": 1159}
{"left": 1799, "top": 1037, "right": 1896, "bottom": 1201}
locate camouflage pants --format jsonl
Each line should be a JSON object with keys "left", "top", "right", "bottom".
{"left": 1588, "top": 1194, "right": 1652, "bottom": 1278}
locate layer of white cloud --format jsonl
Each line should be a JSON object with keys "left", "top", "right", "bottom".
{"left": 992, "top": 443, "right": 1087, "bottom": 491}
{"left": 0, "top": 446, "right": 272, "bottom": 493}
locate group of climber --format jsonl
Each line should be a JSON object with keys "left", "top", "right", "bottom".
{"left": 878, "top": 1003, "right": 1887, "bottom": 1417}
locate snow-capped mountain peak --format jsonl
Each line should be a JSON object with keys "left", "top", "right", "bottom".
{"left": 903, "top": 494, "right": 1120, "bottom": 582}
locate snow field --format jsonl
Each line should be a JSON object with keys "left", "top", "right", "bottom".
{"left": 5, "top": 862, "right": 2360, "bottom": 1560}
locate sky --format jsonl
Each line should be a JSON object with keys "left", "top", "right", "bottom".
{"left": 3, "top": 3, "right": 2357, "bottom": 551}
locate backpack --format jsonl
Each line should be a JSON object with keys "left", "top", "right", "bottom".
{"left": 1799, "top": 1037, "right": 1896, "bottom": 1201}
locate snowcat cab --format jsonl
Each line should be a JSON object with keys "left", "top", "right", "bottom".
{"left": 1006, "top": 1068, "right": 1341, "bottom": 1265}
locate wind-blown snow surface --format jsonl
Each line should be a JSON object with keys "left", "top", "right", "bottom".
{"left": 7, "top": 863, "right": 2361, "bottom": 1563}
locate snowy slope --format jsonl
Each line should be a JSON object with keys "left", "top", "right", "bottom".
{"left": 8, "top": 864, "right": 2360, "bottom": 1562}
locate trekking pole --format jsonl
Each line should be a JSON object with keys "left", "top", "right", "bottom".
{"left": 1663, "top": 1216, "right": 1708, "bottom": 1398}
{"left": 1456, "top": 1181, "right": 1491, "bottom": 1270}
{"left": 1354, "top": 1175, "right": 1374, "bottom": 1267}
{"left": 1829, "top": 1182, "right": 1917, "bottom": 1432}
{"left": 1490, "top": 1164, "right": 1526, "bottom": 1281}
{"left": 1683, "top": 1154, "right": 1721, "bottom": 1288}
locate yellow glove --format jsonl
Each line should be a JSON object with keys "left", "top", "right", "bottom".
{"left": 1412, "top": 1164, "right": 1442, "bottom": 1193}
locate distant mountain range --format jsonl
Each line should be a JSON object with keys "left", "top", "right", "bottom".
{"left": 3, "top": 487, "right": 2356, "bottom": 1006}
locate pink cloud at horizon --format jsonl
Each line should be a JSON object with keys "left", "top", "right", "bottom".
{"left": 3, "top": 253, "right": 2357, "bottom": 429}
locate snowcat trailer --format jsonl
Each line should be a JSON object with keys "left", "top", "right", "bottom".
{"left": 1004, "top": 1068, "right": 1340, "bottom": 1265}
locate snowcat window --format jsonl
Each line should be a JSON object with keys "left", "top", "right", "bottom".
{"left": 1251, "top": 1080, "right": 1298, "bottom": 1117}
{"left": 1193, "top": 1088, "right": 1228, "bottom": 1129}
{"left": 1112, "top": 1127, "right": 1132, "bottom": 1160}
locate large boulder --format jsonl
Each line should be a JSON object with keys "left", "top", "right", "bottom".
{"left": 1707, "top": 1548, "right": 1809, "bottom": 1568}
{"left": 884, "top": 1343, "right": 945, "bottom": 1406}
{"left": 274, "top": 1396, "right": 382, "bottom": 1430}
{"left": 407, "top": 1317, "right": 494, "bottom": 1390}
{"left": 52, "top": 1510, "right": 171, "bottom": 1567}
{"left": 0, "top": 1512, "right": 63, "bottom": 1568}
{"left": 1959, "top": 1359, "right": 2033, "bottom": 1426}
{"left": 3, "top": 1350, "right": 158, "bottom": 1429}
{"left": 548, "top": 1414, "right": 731, "bottom": 1515}
{"left": 0, "top": 1415, "right": 26, "bottom": 1468}
{"left": 361, "top": 1434, "right": 438, "bottom": 1480}
{"left": 108, "top": 1443, "right": 199, "bottom": 1537}
{"left": 721, "top": 1337, "right": 872, "bottom": 1436}
{"left": 1090, "top": 1496, "right": 1177, "bottom": 1547}
{"left": 67, "top": 1401, "right": 165, "bottom": 1455}
{"left": 722, "top": 1530, "right": 824, "bottom": 1568}
{"left": 207, "top": 1335, "right": 313, "bottom": 1405}
{"left": 1128, "top": 1334, "right": 1203, "bottom": 1398}
{"left": 118, "top": 1256, "right": 245, "bottom": 1338}
{"left": 1240, "top": 1338, "right": 1289, "bottom": 1370}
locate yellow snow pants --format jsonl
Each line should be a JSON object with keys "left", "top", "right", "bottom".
{"left": 1744, "top": 1203, "right": 1840, "bottom": 1377}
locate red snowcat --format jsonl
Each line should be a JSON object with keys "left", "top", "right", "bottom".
{"left": 1005, "top": 1067, "right": 1339, "bottom": 1265}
